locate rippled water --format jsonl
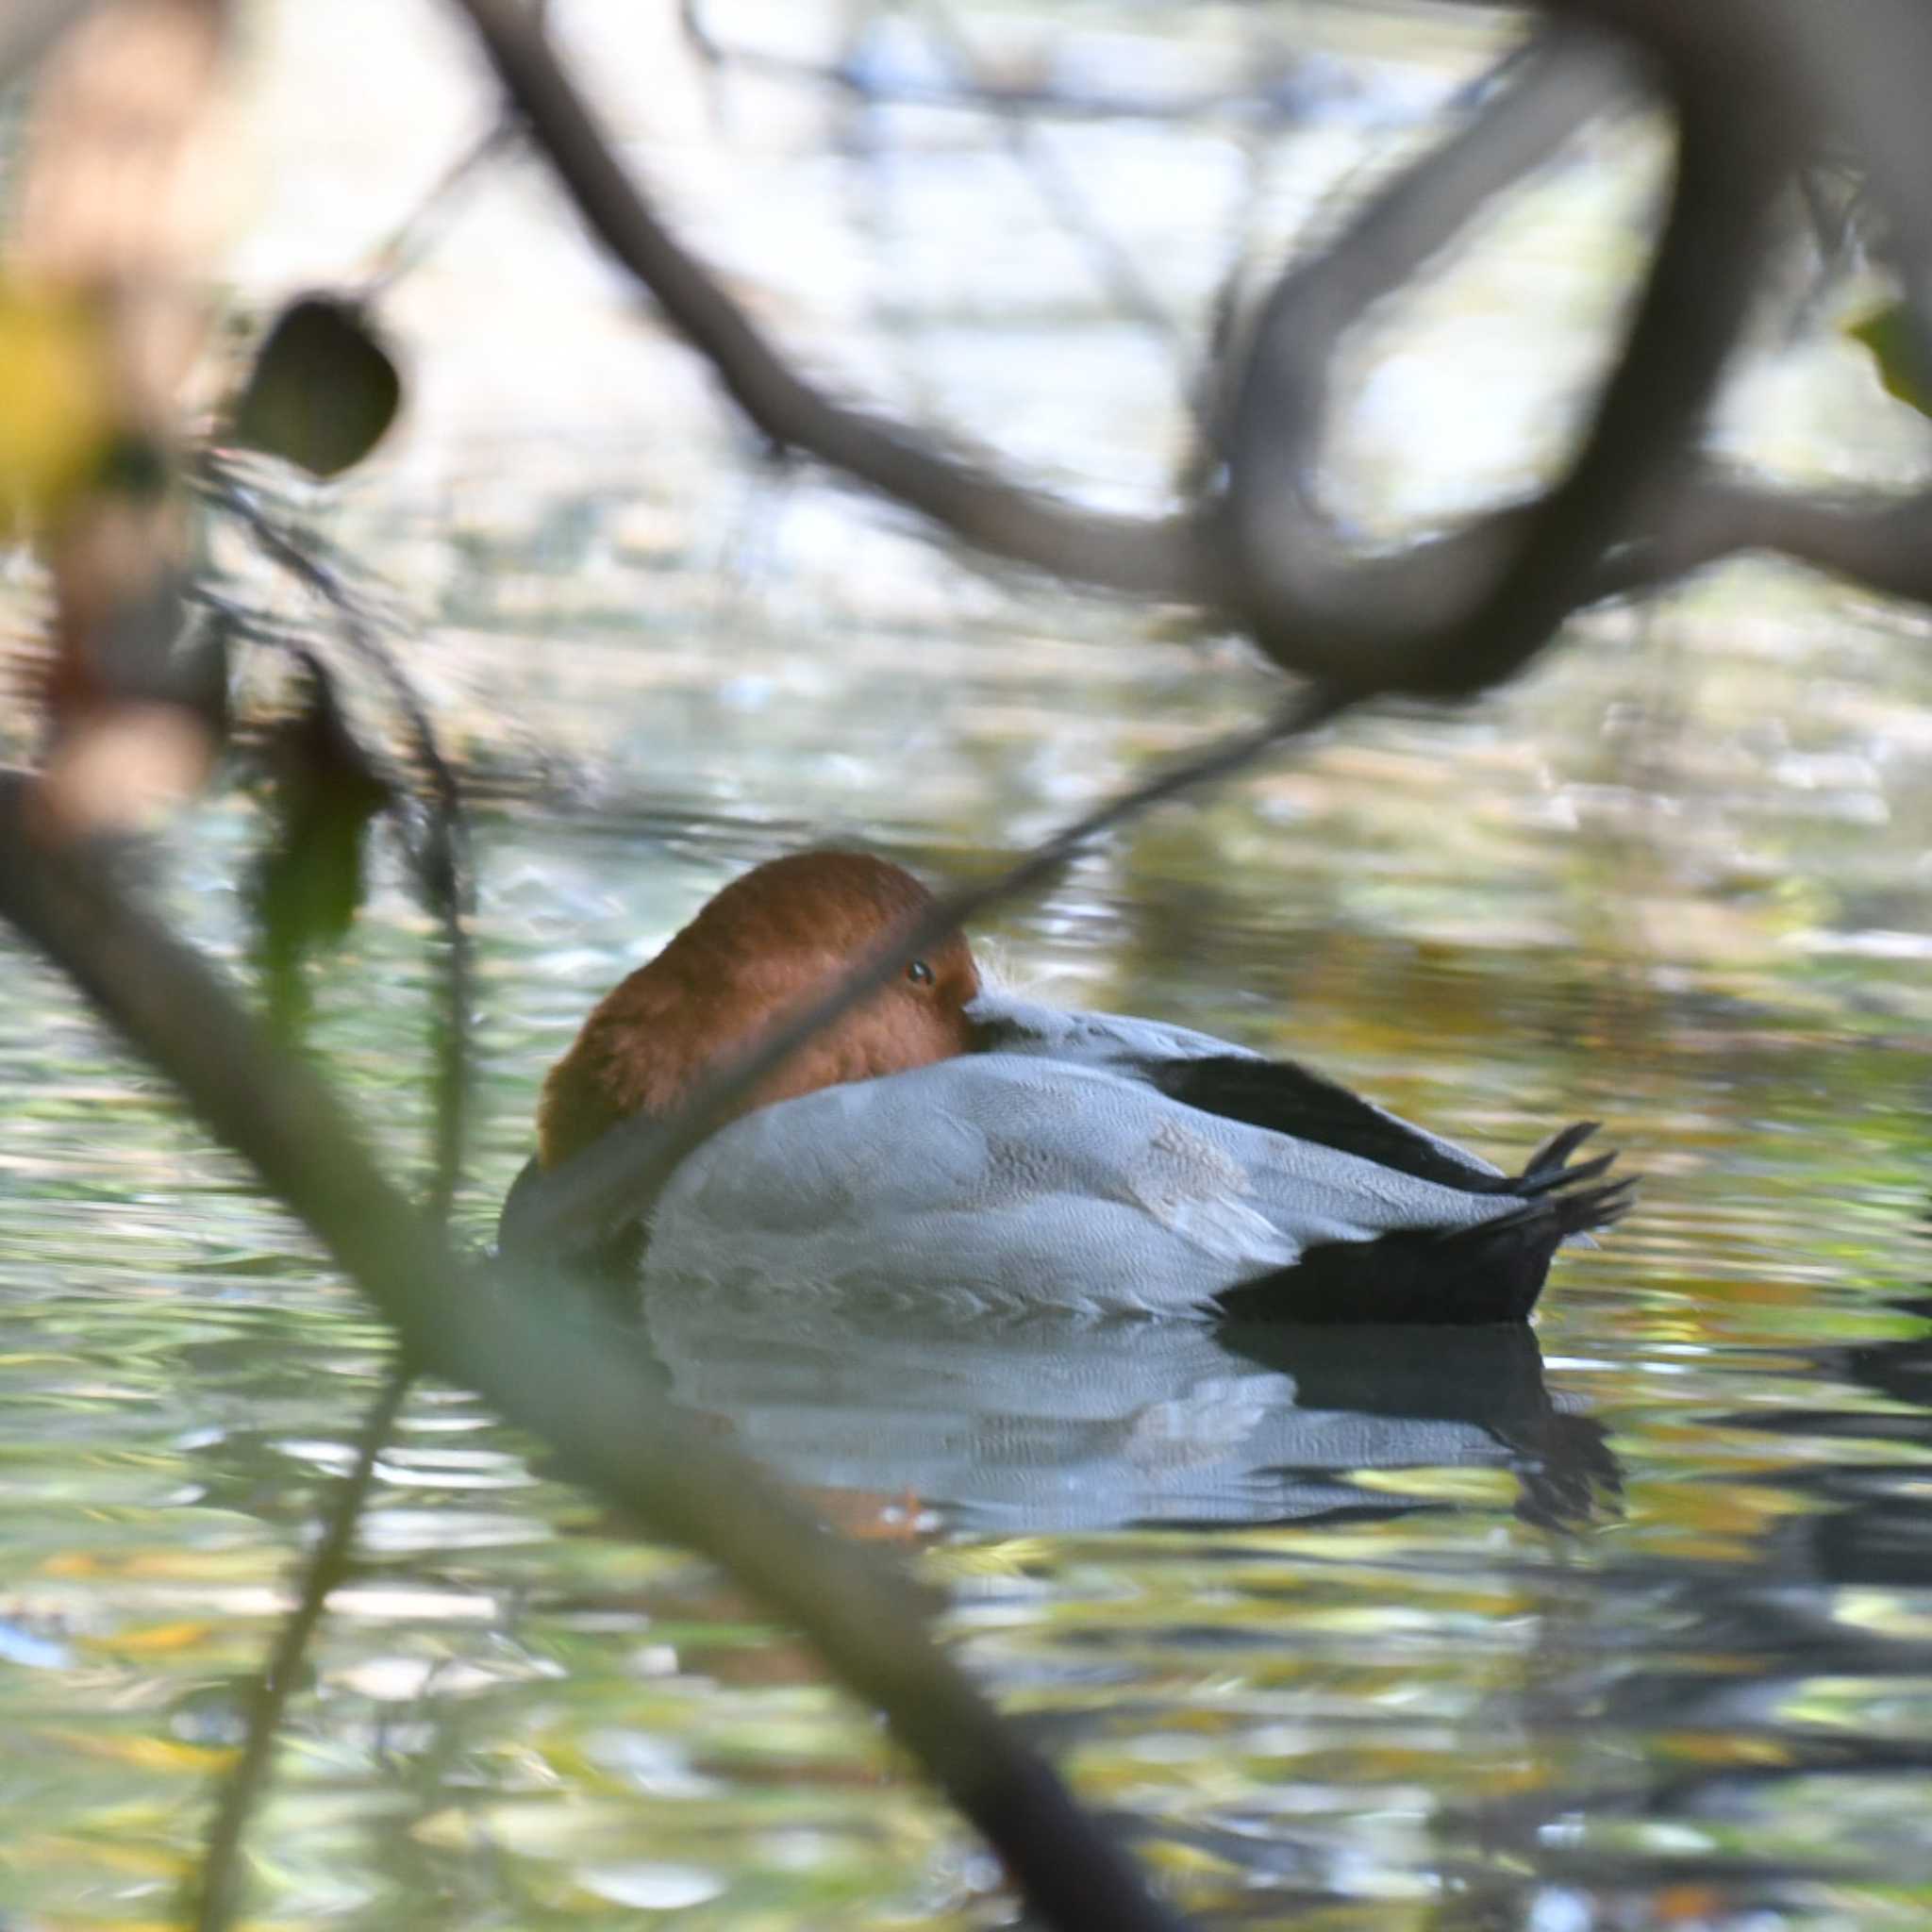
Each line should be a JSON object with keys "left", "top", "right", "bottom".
{"left": 7, "top": 639, "right": 1932, "bottom": 1928}
{"left": 8, "top": 3, "right": 1932, "bottom": 1928}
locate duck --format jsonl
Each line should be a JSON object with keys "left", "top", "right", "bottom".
{"left": 498, "top": 850, "right": 1632, "bottom": 1322}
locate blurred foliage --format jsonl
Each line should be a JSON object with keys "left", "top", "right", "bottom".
{"left": 245, "top": 653, "right": 391, "bottom": 1034}
{"left": 0, "top": 276, "right": 114, "bottom": 529}
{"left": 228, "top": 295, "right": 401, "bottom": 479}
{"left": 1846, "top": 299, "right": 1932, "bottom": 417}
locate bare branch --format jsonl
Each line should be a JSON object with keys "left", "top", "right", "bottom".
{"left": 1216, "top": 24, "right": 1622, "bottom": 681}
{"left": 678, "top": 0, "right": 1318, "bottom": 131}
{"left": 452, "top": 0, "right": 1220, "bottom": 603}
{"left": 1413, "top": 61, "right": 1783, "bottom": 690}
{"left": 358, "top": 116, "right": 520, "bottom": 301}
{"left": 446, "top": 0, "right": 1683, "bottom": 690}
{"left": 444, "top": 0, "right": 1932, "bottom": 689}
{"left": 1593, "top": 469, "right": 1932, "bottom": 607}
{"left": 1222, "top": 9, "right": 1783, "bottom": 692}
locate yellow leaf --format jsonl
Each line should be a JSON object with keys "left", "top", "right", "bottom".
{"left": 0, "top": 278, "right": 115, "bottom": 526}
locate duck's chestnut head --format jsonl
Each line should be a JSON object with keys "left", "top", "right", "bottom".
{"left": 537, "top": 850, "right": 979, "bottom": 1170}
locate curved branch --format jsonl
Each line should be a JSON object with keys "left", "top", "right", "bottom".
{"left": 1411, "top": 59, "right": 1782, "bottom": 691}
{"left": 1593, "top": 469, "right": 1932, "bottom": 606}
{"left": 1222, "top": 10, "right": 1782, "bottom": 692}
{"left": 443, "top": 0, "right": 1932, "bottom": 684}
{"left": 1215, "top": 24, "right": 1633, "bottom": 653}
{"left": 446, "top": 0, "right": 1692, "bottom": 687}
{"left": 0, "top": 790, "right": 1190, "bottom": 1932}
{"left": 450, "top": 0, "right": 1220, "bottom": 603}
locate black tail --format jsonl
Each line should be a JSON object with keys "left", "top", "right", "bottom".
{"left": 1521, "top": 1120, "right": 1602, "bottom": 1181}
{"left": 1216, "top": 1124, "right": 1636, "bottom": 1327}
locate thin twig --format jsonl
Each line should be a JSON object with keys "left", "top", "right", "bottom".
{"left": 358, "top": 117, "right": 522, "bottom": 302}
{"left": 202, "top": 458, "right": 473, "bottom": 1221}
{"left": 453, "top": 0, "right": 1221, "bottom": 602}
{"left": 678, "top": 0, "right": 1313, "bottom": 130}
{"left": 190, "top": 459, "right": 475, "bottom": 1922}
{"left": 501, "top": 682, "right": 1350, "bottom": 1257}
{"left": 917, "top": 0, "right": 1193, "bottom": 374}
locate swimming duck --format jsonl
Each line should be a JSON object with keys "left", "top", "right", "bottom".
{"left": 500, "top": 850, "right": 1630, "bottom": 1322}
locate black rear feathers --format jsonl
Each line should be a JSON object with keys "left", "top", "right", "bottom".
{"left": 1214, "top": 1114, "right": 1636, "bottom": 1326}
{"left": 1144, "top": 1055, "right": 1506, "bottom": 1193}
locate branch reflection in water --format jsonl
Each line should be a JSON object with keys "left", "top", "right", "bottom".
{"left": 636, "top": 1288, "right": 1623, "bottom": 1536}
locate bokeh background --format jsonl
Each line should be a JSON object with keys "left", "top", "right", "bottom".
{"left": 4, "top": 5, "right": 1932, "bottom": 1928}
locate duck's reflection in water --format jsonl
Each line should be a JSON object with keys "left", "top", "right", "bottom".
{"left": 640, "top": 1289, "right": 1622, "bottom": 1535}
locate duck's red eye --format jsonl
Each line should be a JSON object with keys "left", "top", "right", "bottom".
{"left": 906, "top": 958, "right": 935, "bottom": 988}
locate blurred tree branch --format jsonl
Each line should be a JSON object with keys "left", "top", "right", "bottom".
{"left": 454, "top": 0, "right": 1220, "bottom": 602}
{"left": 0, "top": 790, "right": 1191, "bottom": 1932}
{"left": 452, "top": 0, "right": 1932, "bottom": 673}
{"left": 678, "top": 0, "right": 1320, "bottom": 130}
{"left": 1598, "top": 471, "right": 1932, "bottom": 606}
{"left": 1224, "top": 16, "right": 1783, "bottom": 692}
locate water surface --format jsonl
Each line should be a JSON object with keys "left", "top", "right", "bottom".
{"left": 6, "top": 5, "right": 1932, "bottom": 1928}
{"left": 6, "top": 658, "right": 1931, "bottom": 1929}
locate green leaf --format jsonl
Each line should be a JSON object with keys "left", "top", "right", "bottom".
{"left": 1847, "top": 299, "right": 1932, "bottom": 419}
{"left": 229, "top": 296, "right": 402, "bottom": 478}
{"left": 248, "top": 654, "right": 391, "bottom": 1033}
